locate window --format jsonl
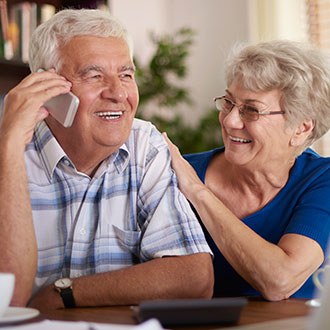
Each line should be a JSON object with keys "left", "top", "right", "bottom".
{"left": 307, "top": 0, "right": 330, "bottom": 50}
{"left": 306, "top": 0, "right": 330, "bottom": 156}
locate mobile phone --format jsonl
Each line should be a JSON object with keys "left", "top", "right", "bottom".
{"left": 44, "top": 91, "right": 79, "bottom": 127}
{"left": 38, "top": 69, "right": 79, "bottom": 127}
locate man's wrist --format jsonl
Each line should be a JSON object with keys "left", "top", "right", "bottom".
{"left": 54, "top": 278, "right": 76, "bottom": 308}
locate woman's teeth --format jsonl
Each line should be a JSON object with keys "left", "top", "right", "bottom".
{"left": 229, "top": 136, "right": 252, "bottom": 143}
{"left": 96, "top": 111, "right": 123, "bottom": 119}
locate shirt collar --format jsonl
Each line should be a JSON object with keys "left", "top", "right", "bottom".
{"left": 33, "top": 121, "right": 66, "bottom": 182}
{"left": 33, "top": 121, "right": 130, "bottom": 182}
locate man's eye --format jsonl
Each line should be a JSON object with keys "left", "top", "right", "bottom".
{"left": 84, "top": 71, "right": 102, "bottom": 79}
{"left": 120, "top": 73, "right": 133, "bottom": 79}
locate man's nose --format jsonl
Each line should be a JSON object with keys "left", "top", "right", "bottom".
{"left": 101, "top": 77, "right": 128, "bottom": 102}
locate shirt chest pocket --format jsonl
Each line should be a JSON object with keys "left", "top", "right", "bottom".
{"left": 112, "top": 225, "right": 142, "bottom": 259}
{"left": 91, "top": 224, "right": 142, "bottom": 272}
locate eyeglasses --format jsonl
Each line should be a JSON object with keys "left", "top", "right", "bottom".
{"left": 214, "top": 96, "right": 285, "bottom": 122}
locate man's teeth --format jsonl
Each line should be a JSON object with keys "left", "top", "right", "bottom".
{"left": 96, "top": 111, "right": 123, "bottom": 119}
{"left": 229, "top": 136, "right": 252, "bottom": 143}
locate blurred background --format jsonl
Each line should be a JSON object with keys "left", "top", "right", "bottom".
{"left": 1, "top": 0, "right": 329, "bottom": 155}
{"left": 110, "top": 0, "right": 330, "bottom": 155}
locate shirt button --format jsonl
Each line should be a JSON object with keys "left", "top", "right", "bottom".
{"left": 63, "top": 159, "right": 70, "bottom": 166}
{"left": 80, "top": 228, "right": 86, "bottom": 235}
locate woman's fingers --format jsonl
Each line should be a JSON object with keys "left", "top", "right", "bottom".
{"left": 162, "top": 132, "right": 203, "bottom": 199}
{"left": 162, "top": 132, "right": 182, "bottom": 159}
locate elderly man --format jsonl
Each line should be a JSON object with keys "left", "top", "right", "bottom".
{"left": 0, "top": 9, "right": 213, "bottom": 310}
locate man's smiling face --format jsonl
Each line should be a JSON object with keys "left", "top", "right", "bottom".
{"left": 47, "top": 35, "right": 138, "bottom": 161}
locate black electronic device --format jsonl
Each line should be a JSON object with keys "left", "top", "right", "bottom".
{"left": 132, "top": 297, "right": 248, "bottom": 326}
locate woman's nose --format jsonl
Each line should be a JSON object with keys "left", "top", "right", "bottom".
{"left": 222, "top": 106, "right": 245, "bottom": 129}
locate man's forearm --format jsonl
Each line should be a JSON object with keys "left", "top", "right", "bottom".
{"left": 0, "top": 139, "right": 37, "bottom": 306}
{"left": 85, "top": 253, "right": 213, "bottom": 305}
{"left": 74, "top": 253, "right": 213, "bottom": 306}
{"left": 30, "top": 253, "right": 213, "bottom": 310}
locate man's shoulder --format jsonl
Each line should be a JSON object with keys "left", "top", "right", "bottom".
{"left": 124, "top": 118, "right": 168, "bottom": 167}
{"left": 128, "top": 118, "right": 165, "bottom": 149}
{"left": 131, "top": 118, "right": 157, "bottom": 134}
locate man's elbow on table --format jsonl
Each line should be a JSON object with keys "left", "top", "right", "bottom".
{"left": 182, "top": 252, "right": 214, "bottom": 299}
{"left": 11, "top": 280, "right": 35, "bottom": 307}
{"left": 6, "top": 263, "right": 37, "bottom": 307}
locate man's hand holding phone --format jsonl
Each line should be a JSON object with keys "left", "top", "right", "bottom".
{"left": 0, "top": 69, "right": 74, "bottom": 149}
{"left": 38, "top": 69, "right": 79, "bottom": 127}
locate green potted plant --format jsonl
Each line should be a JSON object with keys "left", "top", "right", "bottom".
{"left": 135, "top": 27, "right": 222, "bottom": 154}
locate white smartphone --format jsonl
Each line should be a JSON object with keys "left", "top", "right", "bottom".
{"left": 38, "top": 69, "right": 79, "bottom": 127}
{"left": 44, "top": 91, "right": 79, "bottom": 127}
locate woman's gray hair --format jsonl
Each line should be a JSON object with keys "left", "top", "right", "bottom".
{"left": 225, "top": 40, "right": 330, "bottom": 154}
{"left": 29, "top": 8, "right": 133, "bottom": 73}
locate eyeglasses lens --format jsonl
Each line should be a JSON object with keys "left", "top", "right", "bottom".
{"left": 215, "top": 97, "right": 260, "bottom": 121}
{"left": 215, "top": 98, "right": 232, "bottom": 113}
{"left": 240, "top": 105, "right": 259, "bottom": 121}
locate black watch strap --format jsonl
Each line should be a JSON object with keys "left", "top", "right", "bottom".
{"left": 59, "top": 287, "right": 76, "bottom": 308}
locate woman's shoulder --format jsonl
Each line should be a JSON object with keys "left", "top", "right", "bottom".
{"left": 288, "top": 148, "right": 330, "bottom": 189}
{"left": 183, "top": 147, "right": 224, "bottom": 161}
{"left": 184, "top": 147, "right": 224, "bottom": 162}
{"left": 183, "top": 147, "right": 224, "bottom": 181}
{"left": 295, "top": 148, "right": 330, "bottom": 174}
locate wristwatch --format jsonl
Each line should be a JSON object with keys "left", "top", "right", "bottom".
{"left": 54, "top": 277, "right": 76, "bottom": 308}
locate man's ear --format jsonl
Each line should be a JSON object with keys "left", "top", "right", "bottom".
{"left": 291, "top": 119, "right": 315, "bottom": 146}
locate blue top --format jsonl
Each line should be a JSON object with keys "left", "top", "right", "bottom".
{"left": 184, "top": 147, "right": 330, "bottom": 298}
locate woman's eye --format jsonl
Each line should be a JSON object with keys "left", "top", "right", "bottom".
{"left": 245, "top": 105, "right": 259, "bottom": 113}
{"left": 224, "top": 99, "right": 233, "bottom": 107}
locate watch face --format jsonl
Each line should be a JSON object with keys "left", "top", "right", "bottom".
{"left": 55, "top": 278, "right": 72, "bottom": 289}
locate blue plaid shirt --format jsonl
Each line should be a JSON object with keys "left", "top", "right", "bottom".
{"left": 25, "top": 119, "right": 211, "bottom": 296}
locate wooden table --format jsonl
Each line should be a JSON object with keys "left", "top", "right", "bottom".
{"left": 14, "top": 297, "right": 312, "bottom": 329}
{"left": 233, "top": 296, "right": 310, "bottom": 326}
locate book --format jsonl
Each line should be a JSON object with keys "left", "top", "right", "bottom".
{"left": 4, "top": 2, "right": 56, "bottom": 63}
{"left": 0, "top": 0, "right": 13, "bottom": 60}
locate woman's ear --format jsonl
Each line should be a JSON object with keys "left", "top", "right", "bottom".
{"left": 291, "top": 119, "right": 315, "bottom": 146}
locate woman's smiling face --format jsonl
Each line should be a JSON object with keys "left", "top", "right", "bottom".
{"left": 220, "top": 80, "right": 294, "bottom": 169}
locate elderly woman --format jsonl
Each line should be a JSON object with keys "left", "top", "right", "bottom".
{"left": 164, "top": 40, "right": 330, "bottom": 301}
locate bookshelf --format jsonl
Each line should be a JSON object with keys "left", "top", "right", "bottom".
{"left": 8, "top": 0, "right": 59, "bottom": 5}
{"left": 0, "top": 0, "right": 108, "bottom": 94}
{"left": 0, "top": 57, "right": 30, "bottom": 93}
